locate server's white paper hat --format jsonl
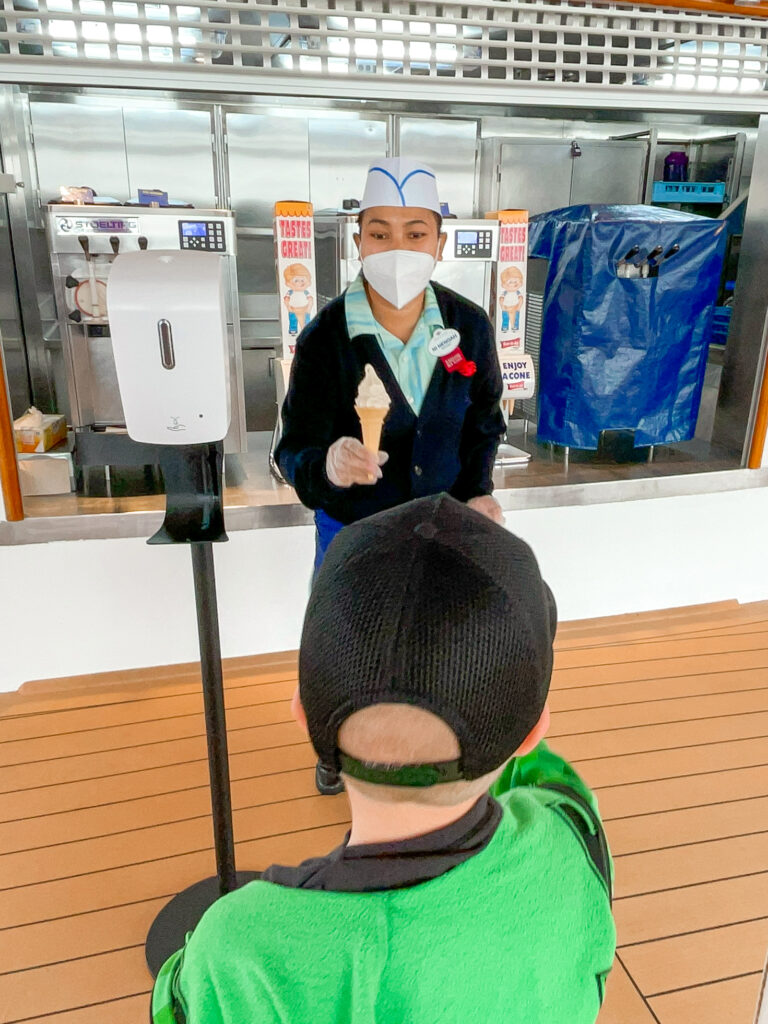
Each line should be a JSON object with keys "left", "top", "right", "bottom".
{"left": 360, "top": 158, "right": 441, "bottom": 213}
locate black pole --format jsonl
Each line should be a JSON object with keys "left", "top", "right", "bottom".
{"left": 145, "top": 446, "right": 259, "bottom": 977}
{"left": 190, "top": 540, "right": 237, "bottom": 896}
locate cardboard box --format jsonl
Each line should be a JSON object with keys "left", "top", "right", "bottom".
{"left": 14, "top": 410, "right": 68, "bottom": 453}
{"left": 17, "top": 454, "right": 73, "bottom": 495}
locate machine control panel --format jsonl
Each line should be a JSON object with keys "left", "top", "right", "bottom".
{"left": 179, "top": 220, "right": 227, "bottom": 252}
{"left": 454, "top": 229, "right": 494, "bottom": 259}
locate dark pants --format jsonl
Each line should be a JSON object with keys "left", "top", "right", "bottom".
{"left": 313, "top": 509, "right": 346, "bottom": 582}
{"left": 312, "top": 509, "right": 347, "bottom": 787}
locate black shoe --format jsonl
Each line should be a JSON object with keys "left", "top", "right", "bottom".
{"left": 315, "top": 762, "right": 344, "bottom": 796}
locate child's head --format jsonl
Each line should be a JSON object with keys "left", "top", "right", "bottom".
{"left": 336, "top": 704, "right": 538, "bottom": 807}
{"left": 501, "top": 266, "right": 524, "bottom": 290}
{"left": 284, "top": 263, "right": 311, "bottom": 289}
{"left": 297, "top": 495, "right": 556, "bottom": 807}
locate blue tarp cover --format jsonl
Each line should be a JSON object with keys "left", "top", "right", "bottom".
{"left": 528, "top": 204, "right": 727, "bottom": 449}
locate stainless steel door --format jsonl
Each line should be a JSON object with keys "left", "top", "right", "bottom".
{"left": 29, "top": 101, "right": 130, "bottom": 204}
{"left": 308, "top": 115, "right": 386, "bottom": 211}
{"left": 0, "top": 193, "right": 29, "bottom": 416}
{"left": 226, "top": 112, "right": 310, "bottom": 228}
{"left": 570, "top": 140, "right": 646, "bottom": 207}
{"left": 399, "top": 118, "right": 479, "bottom": 217}
{"left": 123, "top": 107, "right": 216, "bottom": 208}
{"left": 28, "top": 101, "right": 131, "bottom": 419}
{"left": 227, "top": 112, "right": 388, "bottom": 435}
{"left": 497, "top": 138, "right": 646, "bottom": 216}
{"left": 242, "top": 347, "right": 279, "bottom": 431}
{"left": 497, "top": 140, "right": 574, "bottom": 217}
{"left": 226, "top": 111, "right": 311, "bottom": 435}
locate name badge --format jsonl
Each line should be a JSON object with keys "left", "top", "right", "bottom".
{"left": 428, "top": 328, "right": 461, "bottom": 358}
{"left": 429, "top": 327, "right": 476, "bottom": 378}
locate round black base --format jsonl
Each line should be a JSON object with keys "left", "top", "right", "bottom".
{"left": 145, "top": 871, "right": 261, "bottom": 977}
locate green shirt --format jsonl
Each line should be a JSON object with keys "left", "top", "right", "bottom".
{"left": 344, "top": 275, "right": 442, "bottom": 416}
{"left": 153, "top": 743, "right": 616, "bottom": 1024}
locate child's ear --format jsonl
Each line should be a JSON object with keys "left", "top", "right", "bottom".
{"left": 291, "top": 687, "right": 309, "bottom": 736}
{"left": 515, "top": 704, "right": 550, "bottom": 756}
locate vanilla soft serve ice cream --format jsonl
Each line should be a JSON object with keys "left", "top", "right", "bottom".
{"left": 356, "top": 364, "right": 391, "bottom": 410}
{"left": 355, "top": 364, "right": 390, "bottom": 461}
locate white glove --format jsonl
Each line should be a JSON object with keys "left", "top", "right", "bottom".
{"left": 467, "top": 494, "right": 505, "bottom": 526}
{"left": 326, "top": 437, "right": 389, "bottom": 488}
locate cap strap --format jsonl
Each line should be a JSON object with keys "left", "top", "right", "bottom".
{"left": 339, "top": 752, "right": 464, "bottom": 787}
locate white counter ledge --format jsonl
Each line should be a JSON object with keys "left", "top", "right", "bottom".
{"left": 3, "top": 466, "right": 767, "bottom": 546}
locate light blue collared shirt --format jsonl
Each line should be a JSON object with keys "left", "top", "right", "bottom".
{"left": 344, "top": 275, "right": 443, "bottom": 416}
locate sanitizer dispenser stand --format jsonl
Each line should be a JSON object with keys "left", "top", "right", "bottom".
{"left": 108, "top": 251, "right": 258, "bottom": 977}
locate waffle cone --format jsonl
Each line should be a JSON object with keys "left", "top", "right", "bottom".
{"left": 356, "top": 405, "right": 388, "bottom": 454}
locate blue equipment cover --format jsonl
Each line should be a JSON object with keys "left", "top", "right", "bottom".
{"left": 528, "top": 204, "right": 727, "bottom": 449}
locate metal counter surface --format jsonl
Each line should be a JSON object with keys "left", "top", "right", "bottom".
{"left": 3, "top": 460, "right": 767, "bottom": 547}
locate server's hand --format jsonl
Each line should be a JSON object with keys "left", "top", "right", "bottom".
{"left": 326, "top": 437, "right": 388, "bottom": 488}
{"left": 467, "top": 494, "right": 505, "bottom": 526}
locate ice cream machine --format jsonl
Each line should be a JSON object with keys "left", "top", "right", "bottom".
{"left": 46, "top": 205, "right": 246, "bottom": 464}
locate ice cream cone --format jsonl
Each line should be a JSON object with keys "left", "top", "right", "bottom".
{"left": 356, "top": 405, "right": 388, "bottom": 455}
{"left": 355, "top": 365, "right": 390, "bottom": 481}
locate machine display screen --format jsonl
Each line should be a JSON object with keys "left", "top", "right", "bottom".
{"left": 181, "top": 222, "right": 208, "bottom": 237}
{"left": 454, "top": 226, "right": 494, "bottom": 259}
{"left": 178, "top": 219, "right": 226, "bottom": 251}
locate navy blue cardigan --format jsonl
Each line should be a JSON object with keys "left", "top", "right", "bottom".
{"left": 276, "top": 282, "right": 505, "bottom": 526}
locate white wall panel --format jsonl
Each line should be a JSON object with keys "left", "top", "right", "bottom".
{"left": 3, "top": 486, "right": 768, "bottom": 692}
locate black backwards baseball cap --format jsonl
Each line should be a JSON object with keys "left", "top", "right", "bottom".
{"left": 300, "top": 494, "right": 557, "bottom": 786}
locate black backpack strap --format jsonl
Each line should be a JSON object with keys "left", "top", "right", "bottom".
{"left": 539, "top": 783, "right": 613, "bottom": 904}
{"left": 151, "top": 947, "right": 188, "bottom": 1024}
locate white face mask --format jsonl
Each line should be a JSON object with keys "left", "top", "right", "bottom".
{"left": 361, "top": 249, "right": 436, "bottom": 309}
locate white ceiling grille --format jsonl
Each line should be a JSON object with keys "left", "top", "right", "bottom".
{"left": 1, "top": 0, "right": 768, "bottom": 95}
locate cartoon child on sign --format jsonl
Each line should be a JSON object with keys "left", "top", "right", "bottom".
{"left": 499, "top": 266, "right": 525, "bottom": 333}
{"left": 283, "top": 263, "right": 314, "bottom": 337}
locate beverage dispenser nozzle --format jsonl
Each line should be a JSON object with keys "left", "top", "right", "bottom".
{"left": 138, "top": 236, "right": 148, "bottom": 251}
{"left": 78, "top": 235, "right": 90, "bottom": 259}
{"left": 110, "top": 236, "right": 120, "bottom": 255}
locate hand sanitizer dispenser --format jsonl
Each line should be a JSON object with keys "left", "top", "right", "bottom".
{"left": 108, "top": 250, "right": 231, "bottom": 445}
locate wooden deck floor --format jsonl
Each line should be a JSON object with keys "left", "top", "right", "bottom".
{"left": 2, "top": 600, "right": 768, "bottom": 1023}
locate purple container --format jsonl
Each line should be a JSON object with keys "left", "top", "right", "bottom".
{"left": 664, "top": 151, "right": 689, "bottom": 182}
